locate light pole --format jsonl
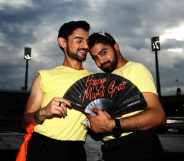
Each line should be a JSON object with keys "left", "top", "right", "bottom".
{"left": 23, "top": 47, "right": 32, "bottom": 91}
{"left": 151, "top": 36, "right": 161, "bottom": 97}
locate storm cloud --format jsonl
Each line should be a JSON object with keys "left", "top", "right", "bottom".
{"left": 0, "top": 0, "right": 184, "bottom": 95}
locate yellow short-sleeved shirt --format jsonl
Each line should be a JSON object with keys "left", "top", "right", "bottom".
{"left": 34, "top": 65, "right": 91, "bottom": 141}
{"left": 103, "top": 61, "right": 157, "bottom": 141}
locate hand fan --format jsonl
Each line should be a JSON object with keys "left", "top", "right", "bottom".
{"left": 63, "top": 73, "right": 147, "bottom": 118}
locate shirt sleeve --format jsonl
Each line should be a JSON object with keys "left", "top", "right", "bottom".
{"left": 129, "top": 63, "right": 157, "bottom": 95}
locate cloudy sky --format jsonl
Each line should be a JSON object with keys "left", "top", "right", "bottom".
{"left": 0, "top": 0, "right": 184, "bottom": 96}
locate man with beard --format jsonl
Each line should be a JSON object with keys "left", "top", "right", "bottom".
{"left": 24, "top": 20, "right": 91, "bottom": 161}
{"left": 87, "top": 32, "right": 166, "bottom": 161}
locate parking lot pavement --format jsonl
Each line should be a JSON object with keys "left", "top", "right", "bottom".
{"left": 0, "top": 150, "right": 18, "bottom": 161}
{"left": 159, "top": 134, "right": 184, "bottom": 153}
{"left": 159, "top": 134, "right": 184, "bottom": 161}
{"left": 1, "top": 132, "right": 184, "bottom": 161}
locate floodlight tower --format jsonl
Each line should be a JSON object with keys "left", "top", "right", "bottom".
{"left": 151, "top": 36, "right": 161, "bottom": 97}
{"left": 23, "top": 47, "right": 32, "bottom": 91}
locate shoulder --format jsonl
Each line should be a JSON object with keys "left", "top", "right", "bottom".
{"left": 129, "top": 61, "right": 149, "bottom": 70}
{"left": 38, "top": 66, "right": 61, "bottom": 76}
{"left": 127, "top": 61, "right": 152, "bottom": 76}
{"left": 124, "top": 61, "right": 157, "bottom": 93}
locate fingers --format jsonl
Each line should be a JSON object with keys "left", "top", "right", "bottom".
{"left": 58, "top": 101, "right": 68, "bottom": 117}
{"left": 54, "top": 97, "right": 71, "bottom": 107}
{"left": 45, "top": 97, "right": 71, "bottom": 118}
{"left": 91, "top": 107, "right": 100, "bottom": 114}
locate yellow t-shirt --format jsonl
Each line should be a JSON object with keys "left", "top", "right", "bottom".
{"left": 34, "top": 65, "right": 91, "bottom": 141}
{"left": 103, "top": 61, "right": 157, "bottom": 141}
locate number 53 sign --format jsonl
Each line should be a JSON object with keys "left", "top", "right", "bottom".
{"left": 151, "top": 36, "right": 160, "bottom": 51}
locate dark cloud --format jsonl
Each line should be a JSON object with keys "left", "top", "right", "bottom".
{"left": 0, "top": 0, "right": 184, "bottom": 95}
{"left": 162, "top": 39, "right": 184, "bottom": 50}
{"left": 160, "top": 58, "right": 184, "bottom": 95}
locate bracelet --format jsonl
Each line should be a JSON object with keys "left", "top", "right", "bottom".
{"left": 112, "top": 119, "right": 122, "bottom": 138}
{"left": 34, "top": 109, "right": 44, "bottom": 124}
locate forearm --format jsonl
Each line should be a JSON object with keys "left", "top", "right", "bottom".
{"left": 24, "top": 107, "right": 48, "bottom": 125}
{"left": 119, "top": 108, "right": 166, "bottom": 132}
{"left": 88, "top": 94, "right": 166, "bottom": 134}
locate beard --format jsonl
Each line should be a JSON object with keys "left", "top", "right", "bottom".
{"left": 100, "top": 53, "right": 117, "bottom": 73}
{"left": 67, "top": 48, "right": 87, "bottom": 62}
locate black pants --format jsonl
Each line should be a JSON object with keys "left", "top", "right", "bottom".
{"left": 101, "top": 130, "right": 164, "bottom": 161}
{"left": 26, "top": 132, "right": 87, "bottom": 161}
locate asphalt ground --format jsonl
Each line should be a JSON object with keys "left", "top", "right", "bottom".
{"left": 1, "top": 133, "right": 184, "bottom": 161}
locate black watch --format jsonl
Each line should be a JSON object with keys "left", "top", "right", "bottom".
{"left": 112, "top": 119, "right": 122, "bottom": 138}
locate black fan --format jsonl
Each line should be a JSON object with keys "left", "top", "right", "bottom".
{"left": 63, "top": 73, "right": 147, "bottom": 118}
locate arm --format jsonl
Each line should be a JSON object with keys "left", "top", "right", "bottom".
{"left": 24, "top": 74, "right": 43, "bottom": 126}
{"left": 87, "top": 92, "right": 166, "bottom": 133}
{"left": 24, "top": 74, "right": 71, "bottom": 126}
{"left": 118, "top": 92, "right": 166, "bottom": 131}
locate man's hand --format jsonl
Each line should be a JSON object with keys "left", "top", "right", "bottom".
{"left": 40, "top": 97, "right": 71, "bottom": 119}
{"left": 87, "top": 108, "right": 115, "bottom": 133}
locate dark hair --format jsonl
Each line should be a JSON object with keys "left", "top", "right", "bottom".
{"left": 88, "top": 32, "right": 116, "bottom": 49}
{"left": 58, "top": 20, "right": 90, "bottom": 39}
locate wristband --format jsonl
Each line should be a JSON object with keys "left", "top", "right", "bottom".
{"left": 112, "top": 119, "right": 122, "bottom": 138}
{"left": 34, "top": 109, "right": 44, "bottom": 124}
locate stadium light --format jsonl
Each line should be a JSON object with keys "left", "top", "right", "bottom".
{"left": 151, "top": 36, "right": 161, "bottom": 97}
{"left": 23, "top": 47, "right": 32, "bottom": 91}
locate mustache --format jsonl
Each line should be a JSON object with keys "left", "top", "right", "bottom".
{"left": 78, "top": 48, "right": 88, "bottom": 52}
{"left": 101, "top": 61, "right": 111, "bottom": 67}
